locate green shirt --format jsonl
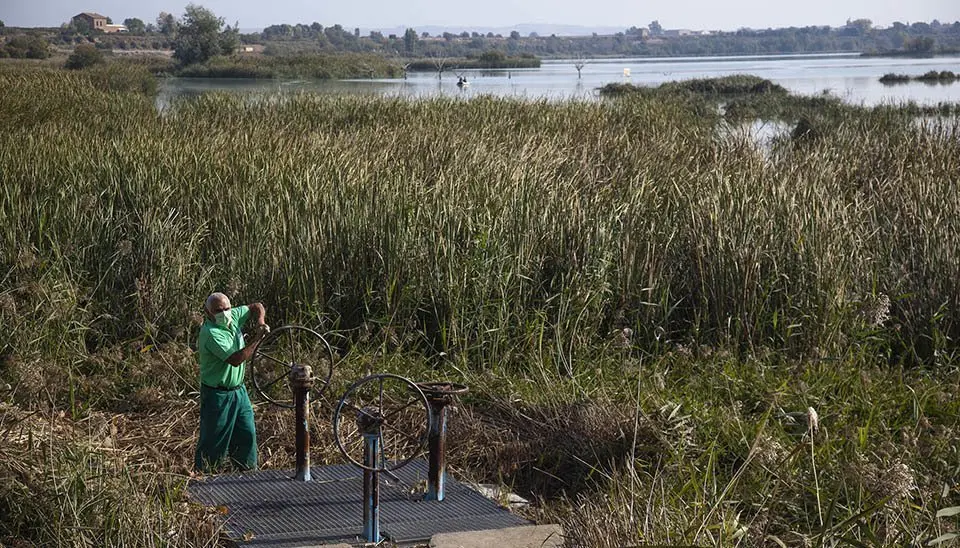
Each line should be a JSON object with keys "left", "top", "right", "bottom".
{"left": 197, "top": 305, "right": 250, "bottom": 388}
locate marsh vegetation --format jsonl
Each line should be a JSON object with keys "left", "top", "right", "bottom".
{"left": 1, "top": 65, "right": 959, "bottom": 546}
{"left": 880, "top": 70, "right": 960, "bottom": 84}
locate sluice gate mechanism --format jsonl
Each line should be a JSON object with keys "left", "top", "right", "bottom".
{"left": 188, "top": 325, "right": 529, "bottom": 546}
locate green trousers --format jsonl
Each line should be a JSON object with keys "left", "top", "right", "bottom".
{"left": 194, "top": 384, "right": 258, "bottom": 473}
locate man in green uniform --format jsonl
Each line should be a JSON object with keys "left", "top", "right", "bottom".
{"left": 194, "top": 292, "right": 269, "bottom": 473}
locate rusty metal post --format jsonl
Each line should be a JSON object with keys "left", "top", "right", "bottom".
{"left": 358, "top": 408, "right": 382, "bottom": 543}
{"left": 291, "top": 364, "right": 314, "bottom": 482}
{"left": 424, "top": 395, "right": 450, "bottom": 501}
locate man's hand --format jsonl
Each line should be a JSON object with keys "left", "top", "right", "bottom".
{"left": 249, "top": 323, "right": 270, "bottom": 343}
{"left": 227, "top": 302, "right": 269, "bottom": 367}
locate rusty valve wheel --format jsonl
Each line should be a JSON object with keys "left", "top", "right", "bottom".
{"left": 415, "top": 381, "right": 469, "bottom": 399}
{"left": 333, "top": 374, "right": 432, "bottom": 472}
{"left": 250, "top": 325, "right": 336, "bottom": 408}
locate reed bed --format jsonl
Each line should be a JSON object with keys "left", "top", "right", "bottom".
{"left": 175, "top": 53, "right": 404, "bottom": 79}
{"left": 2, "top": 70, "right": 958, "bottom": 366}
{"left": 1, "top": 67, "right": 959, "bottom": 546}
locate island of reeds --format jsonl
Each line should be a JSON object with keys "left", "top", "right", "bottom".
{"left": 880, "top": 70, "right": 960, "bottom": 84}
{"left": 1, "top": 63, "right": 959, "bottom": 547}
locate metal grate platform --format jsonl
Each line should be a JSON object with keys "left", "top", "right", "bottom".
{"left": 188, "top": 461, "right": 531, "bottom": 546}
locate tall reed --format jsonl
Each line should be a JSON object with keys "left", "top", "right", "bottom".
{"left": 1, "top": 66, "right": 959, "bottom": 548}
{"left": 1, "top": 70, "right": 957, "bottom": 369}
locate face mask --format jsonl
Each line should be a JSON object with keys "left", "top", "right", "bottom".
{"left": 215, "top": 311, "right": 233, "bottom": 329}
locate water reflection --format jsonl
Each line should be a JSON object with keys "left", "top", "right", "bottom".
{"left": 716, "top": 116, "right": 960, "bottom": 157}
{"left": 718, "top": 120, "right": 794, "bottom": 154}
{"left": 157, "top": 53, "right": 960, "bottom": 110}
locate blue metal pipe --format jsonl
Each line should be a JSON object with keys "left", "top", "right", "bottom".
{"left": 362, "top": 432, "right": 381, "bottom": 543}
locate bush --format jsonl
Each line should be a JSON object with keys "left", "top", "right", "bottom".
{"left": 112, "top": 55, "right": 176, "bottom": 76}
{"left": 791, "top": 115, "right": 824, "bottom": 143}
{"left": 86, "top": 64, "right": 159, "bottom": 95}
{"left": 65, "top": 44, "right": 104, "bottom": 70}
{"left": 916, "top": 70, "right": 959, "bottom": 82}
{"left": 879, "top": 73, "right": 910, "bottom": 84}
{"left": 1, "top": 35, "right": 51, "bottom": 59}
{"left": 670, "top": 74, "right": 788, "bottom": 96}
{"left": 479, "top": 50, "right": 506, "bottom": 63}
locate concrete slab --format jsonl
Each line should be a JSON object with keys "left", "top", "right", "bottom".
{"left": 429, "top": 524, "right": 564, "bottom": 548}
{"left": 469, "top": 484, "right": 531, "bottom": 509}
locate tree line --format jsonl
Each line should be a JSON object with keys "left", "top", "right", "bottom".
{"left": 3, "top": 7, "right": 960, "bottom": 62}
{"left": 249, "top": 17, "right": 960, "bottom": 57}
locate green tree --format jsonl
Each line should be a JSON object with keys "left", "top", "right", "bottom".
{"left": 219, "top": 21, "right": 239, "bottom": 55}
{"left": 891, "top": 31, "right": 906, "bottom": 49}
{"left": 124, "top": 18, "right": 146, "bottom": 35}
{"left": 173, "top": 5, "right": 228, "bottom": 65}
{"left": 844, "top": 18, "right": 872, "bottom": 36}
{"left": 649, "top": 20, "right": 662, "bottom": 35}
{"left": 72, "top": 17, "right": 92, "bottom": 35}
{"left": 905, "top": 36, "right": 935, "bottom": 53}
{"left": 157, "top": 12, "right": 178, "bottom": 37}
{"left": 65, "top": 43, "right": 104, "bottom": 69}
{"left": 403, "top": 28, "right": 418, "bottom": 53}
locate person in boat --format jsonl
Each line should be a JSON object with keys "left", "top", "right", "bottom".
{"left": 194, "top": 292, "right": 270, "bottom": 473}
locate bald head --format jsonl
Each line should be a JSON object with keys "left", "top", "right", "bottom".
{"left": 205, "top": 292, "right": 231, "bottom": 320}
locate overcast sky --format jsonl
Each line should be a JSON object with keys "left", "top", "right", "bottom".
{"left": 2, "top": 0, "right": 958, "bottom": 32}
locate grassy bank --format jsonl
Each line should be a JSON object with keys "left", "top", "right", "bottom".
{"left": 601, "top": 74, "right": 960, "bottom": 120}
{"left": 175, "top": 53, "right": 404, "bottom": 79}
{"left": 2, "top": 49, "right": 404, "bottom": 80}
{"left": 862, "top": 49, "right": 960, "bottom": 58}
{"left": 406, "top": 54, "right": 541, "bottom": 71}
{"left": 599, "top": 75, "right": 828, "bottom": 122}
{"left": 1, "top": 68, "right": 959, "bottom": 546}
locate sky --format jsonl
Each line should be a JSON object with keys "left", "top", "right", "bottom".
{"left": 2, "top": 0, "right": 958, "bottom": 33}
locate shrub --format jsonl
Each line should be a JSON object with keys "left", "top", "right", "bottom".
{"left": 669, "top": 74, "right": 788, "bottom": 96}
{"left": 86, "top": 64, "right": 159, "bottom": 95}
{"left": 1, "top": 35, "right": 51, "bottom": 59}
{"left": 65, "top": 43, "right": 104, "bottom": 70}
{"left": 479, "top": 50, "right": 506, "bottom": 63}
{"left": 879, "top": 73, "right": 911, "bottom": 84}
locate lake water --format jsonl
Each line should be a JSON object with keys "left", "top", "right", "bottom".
{"left": 157, "top": 53, "right": 960, "bottom": 107}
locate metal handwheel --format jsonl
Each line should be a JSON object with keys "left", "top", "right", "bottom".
{"left": 250, "top": 325, "right": 336, "bottom": 408}
{"left": 333, "top": 374, "right": 432, "bottom": 472}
